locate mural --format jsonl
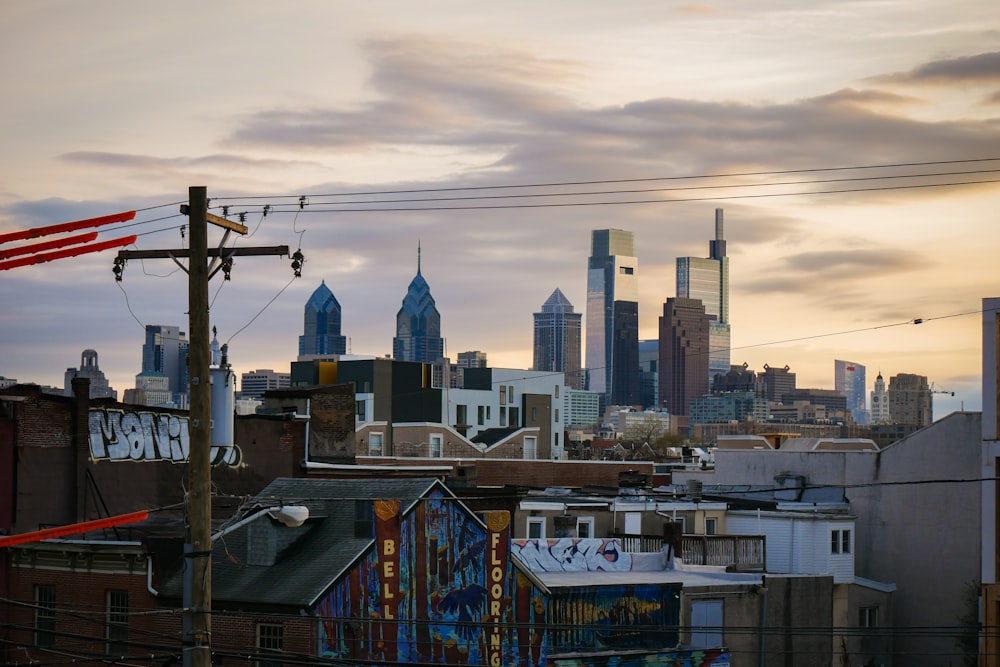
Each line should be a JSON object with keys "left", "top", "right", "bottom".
{"left": 88, "top": 408, "right": 241, "bottom": 466}
{"left": 313, "top": 493, "right": 728, "bottom": 666}
{"left": 511, "top": 538, "right": 632, "bottom": 572}
{"left": 549, "top": 647, "right": 730, "bottom": 667}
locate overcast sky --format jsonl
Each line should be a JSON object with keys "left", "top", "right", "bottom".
{"left": 2, "top": 1, "right": 999, "bottom": 417}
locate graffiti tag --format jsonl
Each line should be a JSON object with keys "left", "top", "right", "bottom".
{"left": 88, "top": 408, "right": 241, "bottom": 466}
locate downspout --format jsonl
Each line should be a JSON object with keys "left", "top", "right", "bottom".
{"left": 304, "top": 398, "right": 311, "bottom": 465}
{"left": 758, "top": 575, "right": 767, "bottom": 667}
{"left": 146, "top": 554, "right": 159, "bottom": 597}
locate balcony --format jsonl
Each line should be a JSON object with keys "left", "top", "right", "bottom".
{"left": 613, "top": 532, "right": 766, "bottom": 571}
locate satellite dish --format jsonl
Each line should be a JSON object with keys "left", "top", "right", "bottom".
{"left": 268, "top": 506, "right": 309, "bottom": 527}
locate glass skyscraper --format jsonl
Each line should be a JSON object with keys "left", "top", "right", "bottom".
{"left": 393, "top": 244, "right": 444, "bottom": 363}
{"left": 676, "top": 208, "right": 731, "bottom": 380}
{"left": 141, "top": 324, "right": 188, "bottom": 400}
{"left": 659, "top": 297, "right": 710, "bottom": 416}
{"left": 835, "top": 359, "right": 868, "bottom": 424}
{"left": 299, "top": 280, "right": 347, "bottom": 357}
{"left": 533, "top": 288, "right": 583, "bottom": 390}
{"left": 585, "top": 229, "right": 639, "bottom": 407}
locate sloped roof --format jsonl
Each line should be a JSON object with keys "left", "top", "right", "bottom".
{"left": 159, "top": 477, "right": 442, "bottom": 607}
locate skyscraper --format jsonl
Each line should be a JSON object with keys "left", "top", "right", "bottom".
{"left": 140, "top": 324, "right": 188, "bottom": 400}
{"left": 63, "top": 349, "right": 117, "bottom": 399}
{"left": 888, "top": 373, "right": 932, "bottom": 426}
{"left": 585, "top": 229, "right": 639, "bottom": 407}
{"left": 393, "top": 244, "right": 444, "bottom": 363}
{"left": 299, "top": 280, "right": 347, "bottom": 357}
{"left": 676, "top": 208, "right": 731, "bottom": 380}
{"left": 533, "top": 288, "right": 583, "bottom": 390}
{"left": 659, "top": 297, "right": 710, "bottom": 416}
{"left": 835, "top": 359, "right": 868, "bottom": 424}
{"left": 870, "top": 372, "right": 889, "bottom": 424}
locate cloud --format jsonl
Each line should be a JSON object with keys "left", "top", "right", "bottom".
{"left": 869, "top": 51, "right": 1000, "bottom": 86}
{"left": 61, "top": 152, "right": 321, "bottom": 171}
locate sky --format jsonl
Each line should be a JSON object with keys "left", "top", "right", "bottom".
{"left": 2, "top": 1, "right": 999, "bottom": 418}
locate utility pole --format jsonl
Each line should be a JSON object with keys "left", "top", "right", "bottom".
{"left": 115, "top": 187, "right": 294, "bottom": 667}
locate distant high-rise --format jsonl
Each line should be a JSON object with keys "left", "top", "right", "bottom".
{"left": 299, "top": 280, "right": 347, "bottom": 357}
{"left": 63, "top": 349, "right": 117, "bottom": 399}
{"left": 761, "top": 364, "right": 796, "bottom": 403}
{"left": 585, "top": 229, "right": 639, "bottom": 407}
{"left": 140, "top": 325, "right": 188, "bottom": 401}
{"left": 870, "top": 372, "right": 890, "bottom": 424}
{"left": 835, "top": 360, "right": 868, "bottom": 424}
{"left": 393, "top": 244, "right": 444, "bottom": 363}
{"left": 659, "top": 297, "right": 710, "bottom": 416}
{"left": 533, "top": 288, "right": 583, "bottom": 390}
{"left": 240, "top": 369, "right": 291, "bottom": 400}
{"left": 638, "top": 340, "right": 659, "bottom": 409}
{"left": 676, "top": 208, "right": 731, "bottom": 380}
{"left": 457, "top": 351, "right": 488, "bottom": 369}
{"left": 888, "top": 373, "right": 932, "bottom": 426}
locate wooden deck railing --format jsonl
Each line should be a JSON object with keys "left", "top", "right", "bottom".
{"left": 681, "top": 534, "right": 766, "bottom": 570}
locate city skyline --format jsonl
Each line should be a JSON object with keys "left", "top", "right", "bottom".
{"left": 2, "top": 2, "right": 999, "bottom": 416}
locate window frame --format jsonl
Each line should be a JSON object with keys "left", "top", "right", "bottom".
{"left": 705, "top": 517, "right": 718, "bottom": 535}
{"left": 106, "top": 589, "right": 128, "bottom": 656}
{"left": 256, "top": 623, "right": 284, "bottom": 667}
{"left": 368, "top": 432, "right": 383, "bottom": 457}
{"left": 429, "top": 433, "right": 443, "bottom": 458}
{"left": 35, "top": 584, "right": 56, "bottom": 648}
{"left": 527, "top": 517, "right": 546, "bottom": 539}
{"left": 832, "top": 528, "right": 852, "bottom": 554}
{"left": 576, "top": 517, "right": 595, "bottom": 539}
{"left": 858, "top": 606, "right": 879, "bottom": 628}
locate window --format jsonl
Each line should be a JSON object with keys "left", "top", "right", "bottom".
{"left": 456, "top": 404, "right": 468, "bottom": 425}
{"left": 257, "top": 623, "right": 284, "bottom": 667}
{"left": 354, "top": 500, "right": 373, "bottom": 538}
{"left": 524, "top": 436, "right": 537, "bottom": 460}
{"left": 576, "top": 517, "right": 595, "bottom": 538}
{"left": 509, "top": 407, "right": 519, "bottom": 426}
{"left": 429, "top": 434, "right": 443, "bottom": 458}
{"left": 355, "top": 398, "right": 366, "bottom": 422}
{"left": 106, "top": 590, "right": 128, "bottom": 656}
{"left": 531, "top": 407, "right": 537, "bottom": 421}
{"left": 554, "top": 408, "right": 559, "bottom": 423}
{"left": 527, "top": 517, "right": 545, "bottom": 539}
{"left": 499, "top": 409, "right": 507, "bottom": 427}
{"left": 477, "top": 405, "right": 485, "bottom": 425}
{"left": 499, "top": 387, "right": 506, "bottom": 406}
{"left": 705, "top": 517, "right": 718, "bottom": 535}
{"left": 621, "top": 266, "right": 634, "bottom": 275}
{"left": 35, "top": 585, "right": 56, "bottom": 648}
{"left": 859, "top": 606, "right": 879, "bottom": 628}
{"left": 691, "top": 599, "right": 723, "bottom": 648}
{"left": 554, "top": 385, "right": 560, "bottom": 399}
{"left": 832, "top": 528, "right": 852, "bottom": 554}
{"left": 368, "top": 432, "right": 383, "bottom": 456}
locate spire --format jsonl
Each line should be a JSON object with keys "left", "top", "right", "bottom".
{"left": 417, "top": 240, "right": 422, "bottom": 276}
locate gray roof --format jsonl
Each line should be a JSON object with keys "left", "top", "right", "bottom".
{"left": 160, "top": 477, "right": 442, "bottom": 607}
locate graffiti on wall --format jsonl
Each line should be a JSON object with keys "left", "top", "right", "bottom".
{"left": 88, "top": 408, "right": 241, "bottom": 466}
{"left": 550, "top": 647, "right": 730, "bottom": 667}
{"left": 511, "top": 538, "right": 632, "bottom": 572}
{"left": 312, "top": 493, "right": 730, "bottom": 666}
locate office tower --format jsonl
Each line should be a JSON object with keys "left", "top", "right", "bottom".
{"left": 676, "top": 208, "right": 731, "bottom": 380}
{"left": 585, "top": 229, "right": 639, "bottom": 407}
{"left": 533, "top": 288, "right": 584, "bottom": 390}
{"left": 240, "top": 369, "right": 291, "bottom": 400}
{"left": 299, "top": 280, "right": 347, "bottom": 357}
{"left": 712, "top": 363, "right": 764, "bottom": 397}
{"left": 638, "top": 340, "right": 659, "bottom": 409}
{"left": 761, "top": 364, "right": 796, "bottom": 402}
{"left": 393, "top": 244, "right": 444, "bottom": 363}
{"left": 140, "top": 325, "right": 188, "bottom": 400}
{"left": 659, "top": 297, "right": 710, "bottom": 416}
{"left": 870, "top": 372, "right": 889, "bottom": 424}
{"left": 63, "top": 349, "right": 117, "bottom": 399}
{"left": 888, "top": 373, "right": 932, "bottom": 426}
{"left": 835, "top": 360, "right": 868, "bottom": 424}
{"left": 457, "top": 351, "right": 487, "bottom": 369}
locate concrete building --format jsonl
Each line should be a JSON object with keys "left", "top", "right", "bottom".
{"left": 673, "top": 413, "right": 983, "bottom": 667}
{"left": 887, "top": 372, "right": 932, "bottom": 426}
{"left": 62, "top": 349, "right": 116, "bottom": 399}
{"left": 564, "top": 388, "right": 601, "bottom": 428}
{"left": 659, "top": 297, "right": 710, "bottom": 416}
{"left": 870, "top": 371, "right": 890, "bottom": 424}
{"left": 760, "top": 363, "right": 796, "bottom": 402}
{"left": 239, "top": 368, "right": 290, "bottom": 400}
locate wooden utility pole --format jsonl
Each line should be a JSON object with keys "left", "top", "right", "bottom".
{"left": 116, "top": 187, "right": 291, "bottom": 667}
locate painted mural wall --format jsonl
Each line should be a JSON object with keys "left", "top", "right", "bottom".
{"left": 312, "top": 492, "right": 731, "bottom": 667}
{"left": 511, "top": 538, "right": 634, "bottom": 572}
